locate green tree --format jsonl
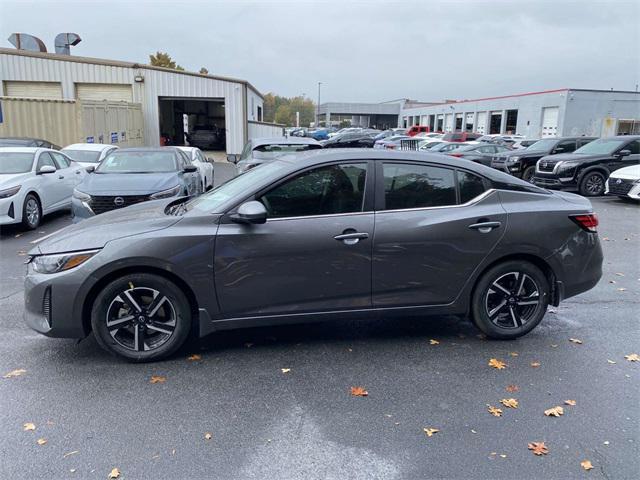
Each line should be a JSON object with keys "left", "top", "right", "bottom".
{"left": 149, "top": 51, "right": 184, "bottom": 71}
{"left": 263, "top": 93, "right": 316, "bottom": 126}
{"left": 199, "top": 67, "right": 209, "bottom": 75}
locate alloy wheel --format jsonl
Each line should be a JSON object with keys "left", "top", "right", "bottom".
{"left": 25, "top": 198, "right": 40, "bottom": 227}
{"left": 585, "top": 174, "right": 604, "bottom": 195}
{"left": 106, "top": 286, "right": 177, "bottom": 352}
{"left": 484, "top": 272, "right": 541, "bottom": 329}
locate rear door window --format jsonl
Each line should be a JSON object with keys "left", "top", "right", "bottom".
{"left": 555, "top": 140, "right": 577, "bottom": 153}
{"left": 382, "top": 163, "right": 456, "bottom": 210}
{"left": 458, "top": 171, "right": 486, "bottom": 203}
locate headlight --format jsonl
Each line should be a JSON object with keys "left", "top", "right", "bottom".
{"left": 31, "top": 249, "right": 99, "bottom": 274}
{"left": 150, "top": 185, "right": 182, "bottom": 199}
{"left": 506, "top": 156, "right": 520, "bottom": 164}
{"left": 556, "top": 161, "right": 580, "bottom": 172}
{"left": 73, "top": 188, "right": 91, "bottom": 202}
{"left": 0, "top": 185, "right": 21, "bottom": 198}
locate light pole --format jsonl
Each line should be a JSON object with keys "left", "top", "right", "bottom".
{"left": 316, "top": 82, "right": 322, "bottom": 127}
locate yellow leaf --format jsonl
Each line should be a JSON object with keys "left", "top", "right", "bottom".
{"left": 528, "top": 442, "right": 549, "bottom": 456}
{"left": 581, "top": 460, "right": 594, "bottom": 471}
{"left": 530, "top": 362, "right": 541, "bottom": 368}
{"left": 625, "top": 353, "right": 640, "bottom": 362}
{"left": 569, "top": 338, "right": 583, "bottom": 344}
{"left": 150, "top": 375, "right": 166, "bottom": 384}
{"left": 350, "top": 386, "right": 368, "bottom": 397}
{"left": 505, "top": 384, "right": 519, "bottom": 392}
{"left": 500, "top": 398, "right": 518, "bottom": 409}
{"left": 544, "top": 406, "right": 564, "bottom": 417}
{"left": 187, "top": 354, "right": 202, "bottom": 361}
{"left": 281, "top": 368, "right": 291, "bottom": 373}
{"left": 23, "top": 422, "right": 36, "bottom": 431}
{"left": 204, "top": 432, "right": 212, "bottom": 440}
{"left": 429, "top": 339, "right": 440, "bottom": 345}
{"left": 108, "top": 468, "right": 120, "bottom": 479}
{"left": 37, "top": 438, "right": 47, "bottom": 445}
{"left": 423, "top": 427, "right": 439, "bottom": 437}
{"left": 487, "top": 405, "right": 503, "bottom": 417}
{"left": 3, "top": 368, "right": 27, "bottom": 378}
{"left": 564, "top": 400, "right": 576, "bottom": 406}
{"left": 488, "top": 358, "right": 507, "bottom": 369}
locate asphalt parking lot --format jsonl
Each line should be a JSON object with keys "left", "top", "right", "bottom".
{"left": 0, "top": 191, "right": 638, "bottom": 480}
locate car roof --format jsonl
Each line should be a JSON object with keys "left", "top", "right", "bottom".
{"left": 252, "top": 137, "right": 321, "bottom": 147}
{"left": 0, "top": 147, "right": 43, "bottom": 153}
{"left": 111, "top": 147, "right": 179, "bottom": 153}
{"left": 63, "top": 143, "right": 114, "bottom": 151}
{"left": 609, "top": 135, "right": 640, "bottom": 140}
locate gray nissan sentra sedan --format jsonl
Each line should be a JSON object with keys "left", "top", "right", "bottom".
{"left": 24, "top": 150, "right": 603, "bottom": 362}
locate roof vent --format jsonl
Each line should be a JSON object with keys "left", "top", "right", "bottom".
{"left": 54, "top": 33, "right": 81, "bottom": 55}
{"left": 8, "top": 33, "right": 47, "bottom": 52}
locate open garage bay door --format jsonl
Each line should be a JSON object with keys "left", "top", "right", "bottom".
{"left": 76, "top": 83, "right": 133, "bottom": 102}
{"left": 158, "top": 97, "right": 227, "bottom": 153}
{"left": 4, "top": 81, "right": 62, "bottom": 99}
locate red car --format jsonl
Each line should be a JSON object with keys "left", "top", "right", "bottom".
{"left": 442, "top": 132, "right": 482, "bottom": 142}
{"left": 406, "top": 125, "right": 430, "bottom": 137}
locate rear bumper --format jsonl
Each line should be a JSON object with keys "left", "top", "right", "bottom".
{"left": 549, "top": 233, "right": 603, "bottom": 302}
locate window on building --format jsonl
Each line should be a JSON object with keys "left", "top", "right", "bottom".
{"left": 257, "top": 106, "right": 263, "bottom": 122}
{"left": 505, "top": 110, "right": 518, "bottom": 134}
{"left": 382, "top": 163, "right": 456, "bottom": 210}
{"left": 455, "top": 116, "right": 463, "bottom": 131}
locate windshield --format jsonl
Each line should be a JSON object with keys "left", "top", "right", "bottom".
{"left": 62, "top": 150, "right": 101, "bottom": 163}
{"left": 187, "top": 161, "right": 289, "bottom": 213}
{"left": 574, "top": 138, "right": 627, "bottom": 155}
{"left": 524, "top": 138, "right": 558, "bottom": 153}
{"left": 0, "top": 152, "right": 34, "bottom": 174}
{"left": 96, "top": 151, "right": 177, "bottom": 173}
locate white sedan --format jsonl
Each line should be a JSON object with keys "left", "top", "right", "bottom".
{"left": 605, "top": 164, "right": 640, "bottom": 200}
{"left": 177, "top": 146, "right": 214, "bottom": 191}
{"left": 62, "top": 143, "right": 118, "bottom": 167}
{"left": 0, "top": 147, "right": 86, "bottom": 229}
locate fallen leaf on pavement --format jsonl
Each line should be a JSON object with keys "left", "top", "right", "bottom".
{"left": 423, "top": 427, "right": 439, "bottom": 437}
{"left": 488, "top": 358, "right": 507, "bottom": 369}
{"left": 528, "top": 442, "right": 549, "bottom": 456}
{"left": 531, "top": 362, "right": 541, "bottom": 368}
{"left": 187, "top": 354, "right": 202, "bottom": 361}
{"left": 550, "top": 344, "right": 558, "bottom": 348}
{"left": 564, "top": 400, "right": 576, "bottom": 406}
{"left": 23, "top": 423, "right": 36, "bottom": 431}
{"left": 615, "top": 272, "right": 625, "bottom": 277}
{"left": 108, "top": 468, "right": 120, "bottom": 479}
{"left": 607, "top": 359, "right": 617, "bottom": 364}
{"left": 509, "top": 352, "right": 518, "bottom": 357}
{"left": 487, "top": 405, "right": 503, "bottom": 417}
{"left": 581, "top": 460, "right": 594, "bottom": 471}
{"left": 281, "top": 368, "right": 291, "bottom": 373}
{"left": 350, "top": 386, "right": 368, "bottom": 397}
{"left": 17, "top": 250, "right": 27, "bottom": 256}
{"left": 544, "top": 406, "right": 564, "bottom": 417}
{"left": 150, "top": 375, "right": 166, "bottom": 384}
{"left": 500, "top": 398, "right": 519, "bottom": 409}
{"left": 63, "top": 451, "right": 79, "bottom": 458}
{"left": 625, "top": 353, "right": 639, "bottom": 362}
{"left": 506, "top": 385, "right": 519, "bottom": 393}
{"left": 3, "top": 369, "right": 27, "bottom": 378}
{"left": 429, "top": 339, "right": 440, "bottom": 345}
{"left": 37, "top": 438, "right": 47, "bottom": 445}
{"left": 569, "top": 338, "right": 583, "bottom": 344}
{"left": 244, "top": 342, "right": 254, "bottom": 348}
{"left": 204, "top": 433, "right": 212, "bottom": 440}
{"left": 617, "top": 288, "right": 627, "bottom": 292}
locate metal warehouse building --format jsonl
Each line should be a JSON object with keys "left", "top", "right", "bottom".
{"left": 400, "top": 88, "right": 640, "bottom": 138}
{"left": 0, "top": 48, "right": 283, "bottom": 155}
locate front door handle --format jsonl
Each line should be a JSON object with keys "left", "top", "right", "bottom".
{"left": 334, "top": 232, "right": 369, "bottom": 245}
{"left": 58, "top": 175, "right": 65, "bottom": 179}
{"left": 468, "top": 221, "right": 501, "bottom": 233}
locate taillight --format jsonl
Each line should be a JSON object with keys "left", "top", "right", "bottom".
{"left": 570, "top": 214, "right": 598, "bottom": 232}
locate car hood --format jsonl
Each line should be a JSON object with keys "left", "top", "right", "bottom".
{"left": 537, "top": 153, "right": 595, "bottom": 163}
{"left": 495, "top": 150, "right": 549, "bottom": 159}
{"left": 0, "top": 172, "right": 32, "bottom": 189}
{"left": 33, "top": 199, "right": 181, "bottom": 255}
{"left": 610, "top": 164, "right": 640, "bottom": 179}
{"left": 78, "top": 172, "right": 180, "bottom": 195}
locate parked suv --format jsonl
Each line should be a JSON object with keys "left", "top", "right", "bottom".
{"left": 532, "top": 136, "right": 640, "bottom": 196}
{"left": 406, "top": 126, "right": 430, "bottom": 137}
{"left": 491, "top": 137, "right": 596, "bottom": 182}
{"left": 442, "top": 132, "right": 482, "bottom": 142}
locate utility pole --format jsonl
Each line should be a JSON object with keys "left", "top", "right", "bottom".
{"left": 316, "top": 82, "right": 322, "bottom": 127}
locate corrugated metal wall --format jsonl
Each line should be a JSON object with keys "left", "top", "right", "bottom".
{"left": 248, "top": 121, "right": 284, "bottom": 139}
{"left": 1, "top": 51, "right": 251, "bottom": 154}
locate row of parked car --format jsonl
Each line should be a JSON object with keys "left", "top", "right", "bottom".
{"left": 0, "top": 137, "right": 215, "bottom": 229}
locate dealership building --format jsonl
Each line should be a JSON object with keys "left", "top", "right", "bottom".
{"left": 0, "top": 48, "right": 283, "bottom": 155}
{"left": 399, "top": 88, "right": 640, "bottom": 138}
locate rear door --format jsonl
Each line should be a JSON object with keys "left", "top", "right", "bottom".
{"left": 372, "top": 161, "right": 507, "bottom": 306}
{"left": 214, "top": 161, "right": 374, "bottom": 318}
{"left": 50, "top": 152, "right": 83, "bottom": 198}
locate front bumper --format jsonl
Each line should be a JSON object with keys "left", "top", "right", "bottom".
{"left": 605, "top": 178, "right": 640, "bottom": 199}
{"left": 71, "top": 197, "right": 95, "bottom": 223}
{"left": 532, "top": 175, "right": 577, "bottom": 191}
{"left": 0, "top": 195, "right": 21, "bottom": 225}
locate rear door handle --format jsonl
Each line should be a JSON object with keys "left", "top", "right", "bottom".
{"left": 468, "top": 221, "right": 501, "bottom": 233}
{"left": 334, "top": 232, "right": 369, "bottom": 245}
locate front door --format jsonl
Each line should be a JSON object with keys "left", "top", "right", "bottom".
{"left": 35, "top": 152, "right": 68, "bottom": 210}
{"left": 372, "top": 161, "right": 507, "bottom": 307}
{"left": 214, "top": 161, "right": 373, "bottom": 318}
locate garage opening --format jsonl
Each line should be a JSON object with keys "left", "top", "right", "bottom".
{"left": 490, "top": 111, "right": 502, "bottom": 134}
{"left": 505, "top": 109, "right": 518, "bottom": 134}
{"left": 158, "top": 97, "right": 226, "bottom": 153}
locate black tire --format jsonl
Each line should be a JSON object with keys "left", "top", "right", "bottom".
{"left": 91, "top": 273, "right": 192, "bottom": 362}
{"left": 579, "top": 171, "right": 606, "bottom": 197}
{"left": 21, "top": 193, "right": 41, "bottom": 230}
{"left": 521, "top": 166, "right": 535, "bottom": 183}
{"left": 471, "top": 260, "right": 549, "bottom": 339}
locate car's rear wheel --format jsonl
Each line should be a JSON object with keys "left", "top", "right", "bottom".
{"left": 522, "top": 166, "right": 535, "bottom": 183}
{"left": 579, "top": 171, "right": 606, "bottom": 197}
{"left": 91, "top": 273, "right": 192, "bottom": 362}
{"left": 471, "top": 261, "right": 549, "bottom": 339}
{"left": 22, "top": 194, "right": 41, "bottom": 230}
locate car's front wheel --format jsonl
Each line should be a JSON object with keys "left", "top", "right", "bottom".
{"left": 579, "top": 171, "right": 606, "bottom": 197}
{"left": 22, "top": 193, "right": 41, "bottom": 230}
{"left": 471, "top": 261, "right": 549, "bottom": 339}
{"left": 521, "top": 166, "right": 535, "bottom": 183}
{"left": 91, "top": 273, "right": 192, "bottom": 362}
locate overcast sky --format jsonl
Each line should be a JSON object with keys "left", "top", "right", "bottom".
{"left": 1, "top": 0, "right": 638, "bottom": 103}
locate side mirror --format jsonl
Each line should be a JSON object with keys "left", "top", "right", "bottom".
{"left": 38, "top": 165, "right": 56, "bottom": 175}
{"left": 184, "top": 164, "right": 198, "bottom": 173}
{"left": 617, "top": 149, "right": 631, "bottom": 157}
{"left": 230, "top": 200, "right": 267, "bottom": 225}
{"left": 553, "top": 147, "right": 565, "bottom": 154}
{"left": 227, "top": 154, "right": 239, "bottom": 164}
{"left": 85, "top": 165, "right": 95, "bottom": 173}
